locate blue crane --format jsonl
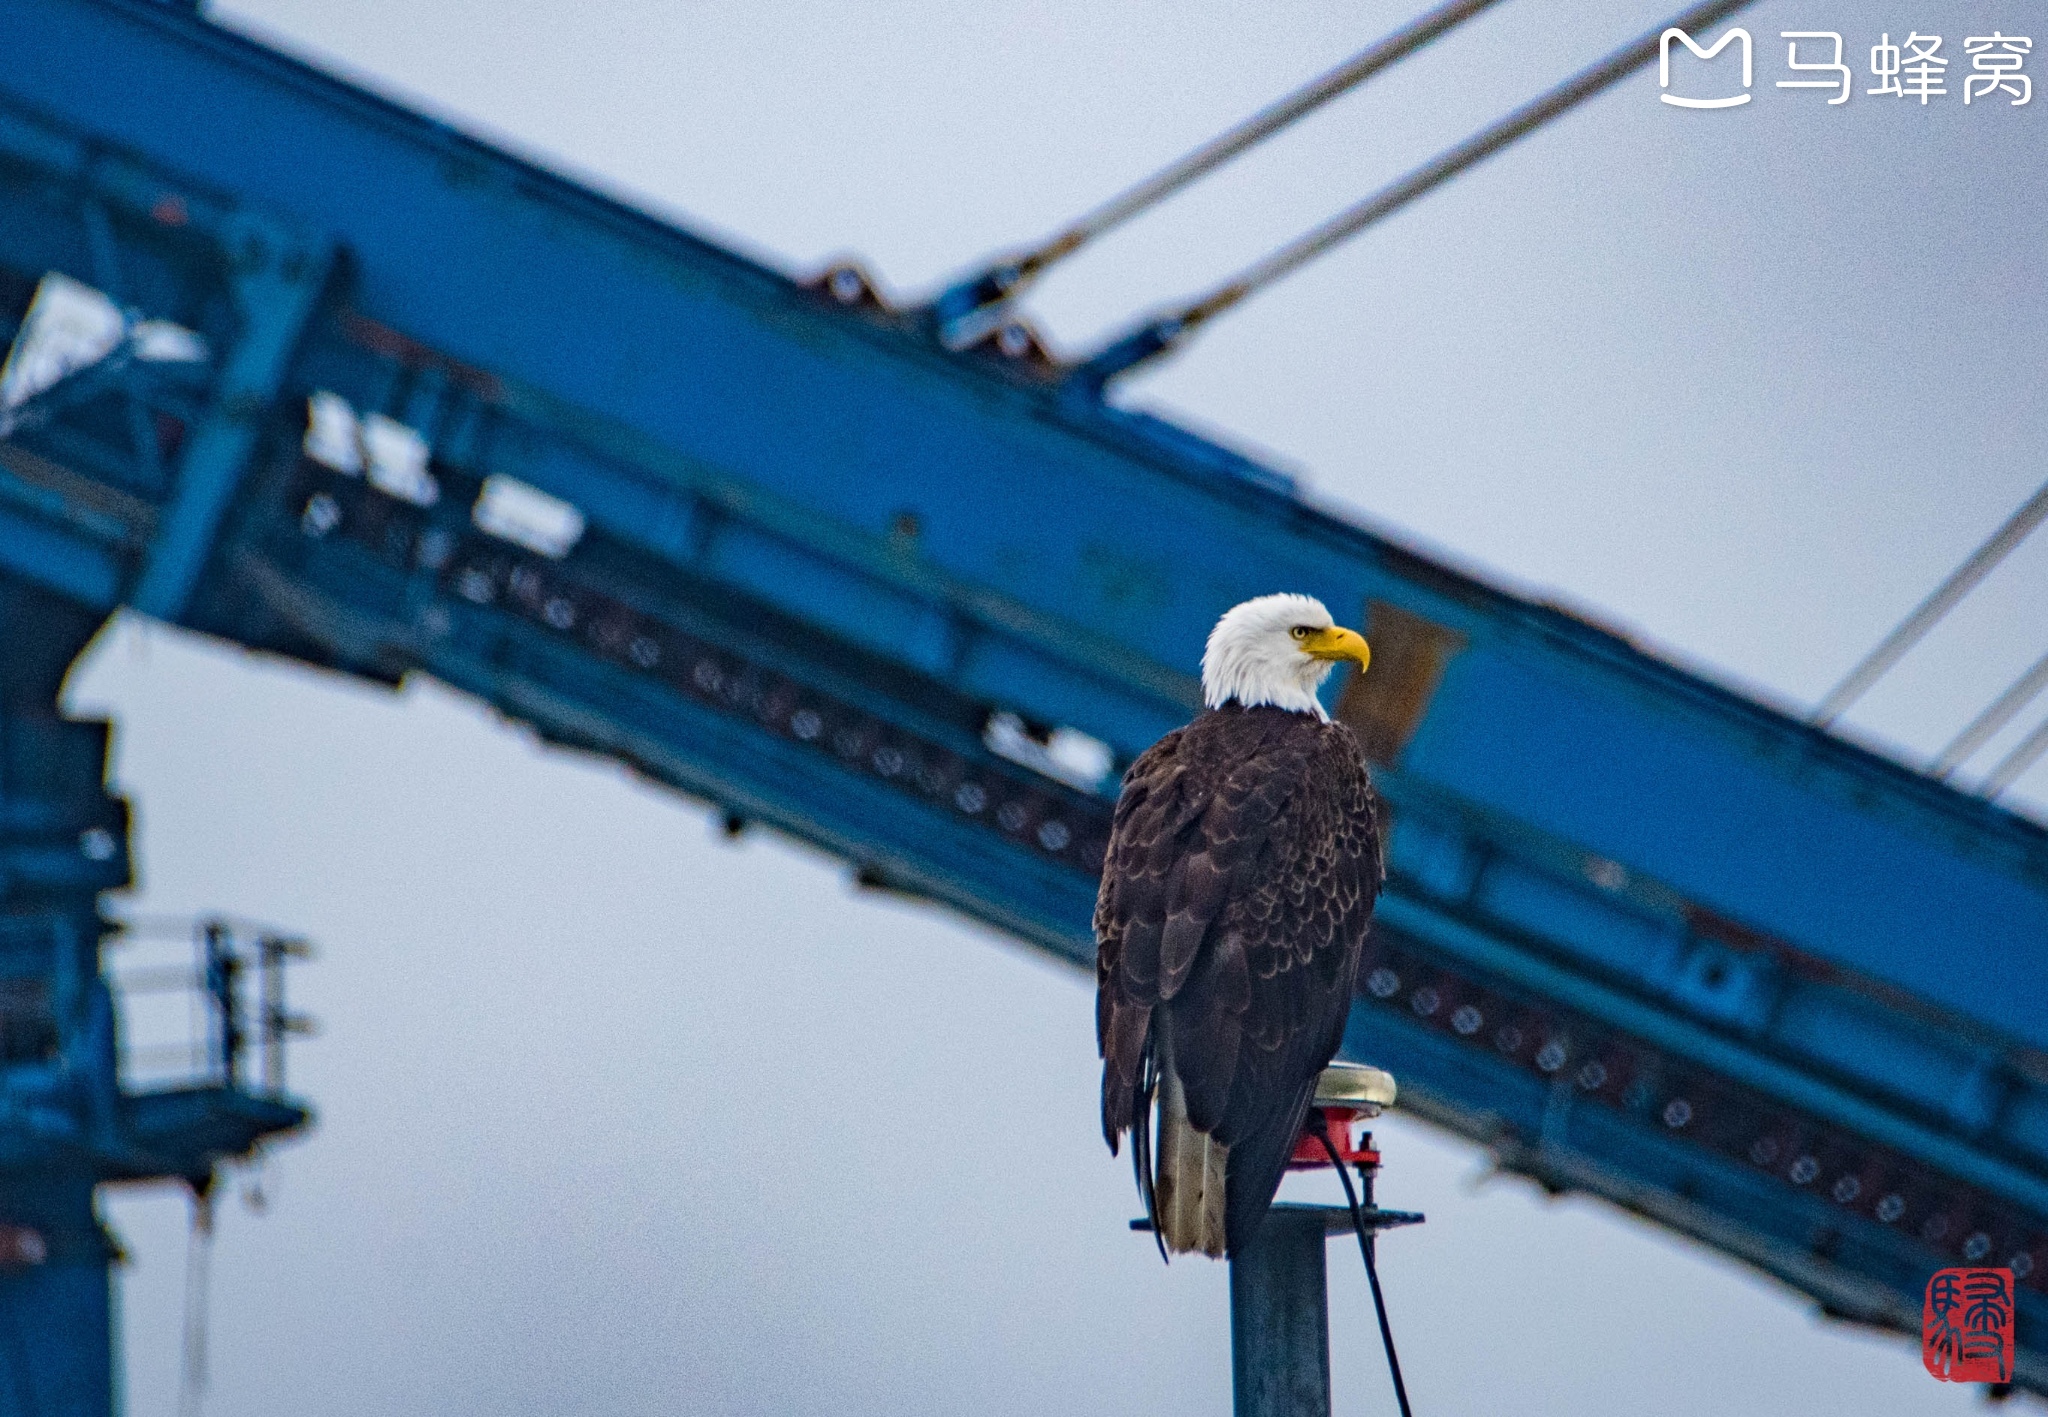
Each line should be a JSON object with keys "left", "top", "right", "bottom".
{"left": 0, "top": 0, "right": 2042, "bottom": 1407}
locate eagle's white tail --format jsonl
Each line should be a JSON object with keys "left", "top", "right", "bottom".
{"left": 1153, "top": 1029, "right": 1228, "bottom": 1257}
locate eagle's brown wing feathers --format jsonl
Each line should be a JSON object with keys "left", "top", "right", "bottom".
{"left": 1096, "top": 704, "right": 1380, "bottom": 1256}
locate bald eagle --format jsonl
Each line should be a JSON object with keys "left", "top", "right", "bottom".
{"left": 1096, "top": 593, "right": 1382, "bottom": 1258}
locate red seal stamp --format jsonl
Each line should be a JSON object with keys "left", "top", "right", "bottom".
{"left": 1922, "top": 1268, "right": 2014, "bottom": 1384}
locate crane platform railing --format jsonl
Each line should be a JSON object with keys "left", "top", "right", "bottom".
{"left": 106, "top": 918, "right": 312, "bottom": 1099}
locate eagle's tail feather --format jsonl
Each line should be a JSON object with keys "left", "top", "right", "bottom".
{"left": 1222, "top": 1077, "right": 1317, "bottom": 1258}
{"left": 1153, "top": 1029, "right": 1228, "bottom": 1258}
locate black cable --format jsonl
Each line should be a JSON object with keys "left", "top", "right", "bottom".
{"left": 1985, "top": 714, "right": 2048, "bottom": 798}
{"left": 1813, "top": 476, "right": 2048, "bottom": 727}
{"left": 1318, "top": 1121, "right": 1414, "bottom": 1417}
{"left": 1069, "top": 0, "right": 1766, "bottom": 388}
{"left": 1933, "top": 647, "right": 2048, "bottom": 778}
{"left": 927, "top": 0, "right": 1511, "bottom": 332}
{"left": 179, "top": 1186, "right": 215, "bottom": 1417}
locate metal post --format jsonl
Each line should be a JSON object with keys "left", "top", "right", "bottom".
{"left": 261, "top": 936, "right": 285, "bottom": 1095}
{"left": 202, "top": 922, "right": 242, "bottom": 1088}
{"left": 256, "top": 935, "right": 311, "bottom": 1097}
{"left": 1230, "top": 1208, "right": 1333, "bottom": 1417}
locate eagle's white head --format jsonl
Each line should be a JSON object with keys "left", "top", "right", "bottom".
{"left": 1201, "top": 593, "right": 1371, "bottom": 720}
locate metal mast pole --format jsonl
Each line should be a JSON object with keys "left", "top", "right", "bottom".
{"left": 1231, "top": 1208, "right": 1337, "bottom": 1417}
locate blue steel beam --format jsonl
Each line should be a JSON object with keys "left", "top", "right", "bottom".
{"left": 0, "top": 0, "right": 2044, "bottom": 1396}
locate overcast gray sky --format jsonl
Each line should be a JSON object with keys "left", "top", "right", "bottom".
{"left": 60, "top": 0, "right": 2045, "bottom": 1413}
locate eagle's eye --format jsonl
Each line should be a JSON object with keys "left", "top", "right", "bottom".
{"left": 1289, "top": 626, "right": 1310, "bottom": 640}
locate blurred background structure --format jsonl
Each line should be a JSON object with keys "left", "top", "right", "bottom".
{"left": 0, "top": 0, "right": 2043, "bottom": 1413}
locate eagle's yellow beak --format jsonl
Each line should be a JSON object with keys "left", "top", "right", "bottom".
{"left": 1301, "top": 625, "right": 1370, "bottom": 671}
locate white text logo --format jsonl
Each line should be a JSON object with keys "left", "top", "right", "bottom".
{"left": 1661, "top": 27, "right": 2033, "bottom": 109}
